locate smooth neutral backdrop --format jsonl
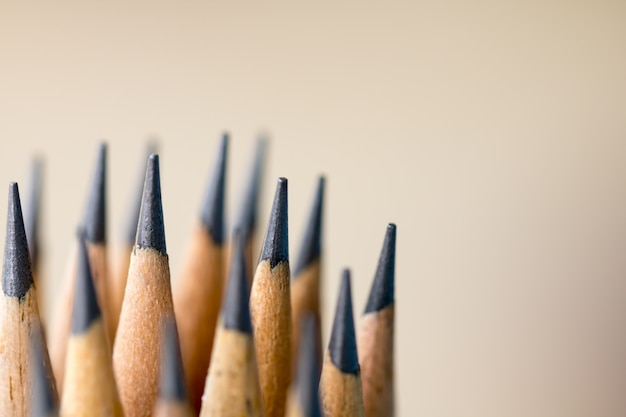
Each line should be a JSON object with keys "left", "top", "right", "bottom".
{"left": 2, "top": 1, "right": 626, "bottom": 416}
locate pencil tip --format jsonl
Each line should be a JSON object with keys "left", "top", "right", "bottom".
{"left": 200, "top": 133, "right": 228, "bottom": 244}
{"left": 125, "top": 141, "right": 158, "bottom": 245}
{"left": 260, "top": 177, "right": 289, "bottom": 268}
{"left": 25, "top": 157, "right": 44, "bottom": 267}
{"left": 71, "top": 230, "right": 101, "bottom": 334}
{"left": 328, "top": 269, "right": 359, "bottom": 374}
{"left": 297, "top": 314, "right": 322, "bottom": 417}
{"left": 83, "top": 142, "right": 107, "bottom": 244}
{"left": 293, "top": 176, "right": 325, "bottom": 276}
{"left": 223, "top": 229, "right": 252, "bottom": 333}
{"left": 136, "top": 154, "right": 167, "bottom": 255}
{"left": 159, "top": 316, "right": 187, "bottom": 401}
{"left": 236, "top": 137, "right": 267, "bottom": 240}
{"left": 31, "top": 324, "right": 59, "bottom": 417}
{"left": 2, "top": 183, "right": 34, "bottom": 299}
{"left": 364, "top": 224, "right": 396, "bottom": 313}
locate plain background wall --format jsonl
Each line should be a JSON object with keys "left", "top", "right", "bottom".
{"left": 2, "top": 1, "right": 626, "bottom": 415}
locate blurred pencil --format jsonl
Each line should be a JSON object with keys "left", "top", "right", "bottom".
{"left": 0, "top": 183, "right": 56, "bottom": 415}
{"left": 60, "top": 232, "right": 123, "bottom": 417}
{"left": 290, "top": 176, "right": 324, "bottom": 377}
{"left": 31, "top": 321, "right": 60, "bottom": 417}
{"left": 358, "top": 224, "right": 396, "bottom": 417}
{"left": 153, "top": 316, "right": 193, "bottom": 417}
{"left": 286, "top": 314, "right": 322, "bottom": 417}
{"left": 174, "top": 134, "right": 228, "bottom": 413}
{"left": 200, "top": 229, "right": 263, "bottom": 417}
{"left": 24, "top": 157, "right": 44, "bottom": 312}
{"left": 113, "top": 154, "right": 175, "bottom": 417}
{"left": 319, "top": 269, "right": 365, "bottom": 417}
{"left": 250, "top": 177, "right": 292, "bottom": 417}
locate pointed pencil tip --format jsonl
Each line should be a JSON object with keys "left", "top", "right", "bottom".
{"left": 136, "top": 154, "right": 167, "bottom": 255}
{"left": 2, "top": 183, "right": 33, "bottom": 298}
{"left": 364, "top": 224, "right": 396, "bottom": 313}
{"left": 125, "top": 141, "right": 159, "bottom": 245}
{"left": 260, "top": 177, "right": 289, "bottom": 268}
{"left": 293, "top": 176, "right": 325, "bottom": 276}
{"left": 296, "top": 314, "right": 322, "bottom": 417}
{"left": 236, "top": 137, "right": 267, "bottom": 240}
{"left": 83, "top": 142, "right": 107, "bottom": 244}
{"left": 159, "top": 316, "right": 188, "bottom": 401}
{"left": 71, "top": 230, "right": 102, "bottom": 334}
{"left": 31, "top": 324, "right": 59, "bottom": 417}
{"left": 223, "top": 229, "right": 252, "bottom": 333}
{"left": 200, "top": 133, "right": 228, "bottom": 244}
{"left": 328, "top": 269, "right": 359, "bottom": 374}
{"left": 25, "top": 157, "right": 44, "bottom": 266}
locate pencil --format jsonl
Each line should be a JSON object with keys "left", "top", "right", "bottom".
{"left": 250, "top": 177, "right": 292, "bottom": 417}
{"left": 113, "top": 154, "right": 175, "bottom": 417}
{"left": 31, "top": 321, "right": 60, "bottom": 417}
{"left": 0, "top": 183, "right": 56, "bottom": 415}
{"left": 153, "top": 316, "right": 193, "bottom": 417}
{"left": 110, "top": 141, "right": 157, "bottom": 341}
{"left": 200, "top": 229, "right": 264, "bottom": 417}
{"left": 233, "top": 136, "right": 266, "bottom": 283}
{"left": 358, "top": 224, "right": 396, "bottom": 417}
{"left": 319, "top": 269, "right": 365, "bottom": 417}
{"left": 174, "top": 134, "right": 228, "bottom": 413}
{"left": 286, "top": 314, "right": 322, "bottom": 417}
{"left": 49, "top": 143, "right": 112, "bottom": 392}
{"left": 290, "top": 176, "right": 324, "bottom": 377}
{"left": 24, "top": 157, "right": 44, "bottom": 312}
{"left": 60, "top": 232, "right": 123, "bottom": 417}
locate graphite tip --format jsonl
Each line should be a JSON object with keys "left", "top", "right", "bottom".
{"left": 222, "top": 228, "right": 252, "bottom": 333}
{"left": 328, "top": 269, "right": 359, "bottom": 374}
{"left": 125, "top": 140, "right": 158, "bottom": 245}
{"left": 200, "top": 133, "right": 228, "bottom": 244}
{"left": 71, "top": 230, "right": 102, "bottom": 334}
{"left": 31, "top": 323, "right": 59, "bottom": 417}
{"left": 159, "top": 316, "right": 187, "bottom": 401}
{"left": 235, "top": 136, "right": 267, "bottom": 240}
{"left": 293, "top": 176, "right": 325, "bottom": 277}
{"left": 259, "top": 177, "right": 289, "bottom": 268}
{"left": 296, "top": 314, "right": 322, "bottom": 417}
{"left": 2, "top": 183, "right": 34, "bottom": 299}
{"left": 135, "top": 154, "right": 167, "bottom": 255}
{"left": 83, "top": 142, "right": 107, "bottom": 244}
{"left": 24, "top": 157, "right": 44, "bottom": 267}
{"left": 364, "top": 224, "right": 396, "bottom": 313}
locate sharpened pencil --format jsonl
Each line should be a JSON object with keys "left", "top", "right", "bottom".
{"left": 290, "top": 176, "right": 324, "bottom": 377}
{"left": 174, "top": 133, "right": 228, "bottom": 413}
{"left": 0, "top": 183, "right": 56, "bottom": 416}
{"left": 24, "top": 157, "right": 44, "bottom": 312}
{"left": 250, "top": 177, "right": 292, "bottom": 417}
{"left": 358, "top": 224, "right": 396, "bottom": 417}
{"left": 319, "top": 269, "right": 365, "bottom": 417}
{"left": 200, "top": 229, "right": 264, "bottom": 417}
{"left": 31, "top": 321, "right": 60, "bottom": 417}
{"left": 153, "top": 316, "right": 193, "bottom": 417}
{"left": 60, "top": 232, "right": 123, "bottom": 417}
{"left": 286, "top": 314, "right": 322, "bottom": 417}
{"left": 113, "top": 154, "right": 175, "bottom": 417}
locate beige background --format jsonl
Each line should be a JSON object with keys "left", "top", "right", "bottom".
{"left": 2, "top": 1, "right": 626, "bottom": 415}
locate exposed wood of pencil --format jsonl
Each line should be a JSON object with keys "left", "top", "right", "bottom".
{"left": 250, "top": 178, "right": 292, "bottom": 417}
{"left": 175, "top": 134, "right": 228, "bottom": 413}
{"left": 60, "top": 235, "right": 123, "bottom": 417}
{"left": 25, "top": 157, "right": 44, "bottom": 313}
{"left": 0, "top": 183, "right": 57, "bottom": 416}
{"left": 290, "top": 176, "right": 324, "bottom": 377}
{"left": 153, "top": 316, "right": 193, "bottom": 417}
{"left": 32, "top": 320, "right": 60, "bottom": 417}
{"left": 319, "top": 270, "right": 364, "bottom": 417}
{"left": 358, "top": 224, "right": 396, "bottom": 417}
{"left": 200, "top": 229, "right": 263, "bottom": 417}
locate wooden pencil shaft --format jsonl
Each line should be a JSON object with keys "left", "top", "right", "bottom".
{"left": 319, "top": 354, "right": 365, "bottom": 417}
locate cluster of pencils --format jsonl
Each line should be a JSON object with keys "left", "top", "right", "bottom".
{"left": 0, "top": 135, "right": 397, "bottom": 417}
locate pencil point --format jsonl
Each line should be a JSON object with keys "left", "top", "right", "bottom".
{"left": 297, "top": 314, "right": 322, "bottom": 417}
{"left": 200, "top": 133, "right": 228, "bottom": 244}
{"left": 328, "top": 269, "right": 359, "bottom": 374}
{"left": 223, "top": 229, "right": 252, "bottom": 333}
{"left": 364, "top": 224, "right": 396, "bottom": 313}
{"left": 71, "top": 231, "right": 101, "bottom": 334}
{"left": 236, "top": 137, "right": 266, "bottom": 240}
{"left": 260, "top": 177, "right": 289, "bottom": 268}
{"left": 2, "top": 183, "right": 33, "bottom": 299}
{"left": 293, "top": 176, "right": 325, "bottom": 276}
{"left": 25, "top": 157, "right": 44, "bottom": 266}
{"left": 83, "top": 142, "right": 107, "bottom": 244}
{"left": 125, "top": 141, "right": 158, "bottom": 245}
{"left": 31, "top": 325, "right": 58, "bottom": 417}
{"left": 136, "top": 154, "right": 167, "bottom": 255}
{"left": 159, "top": 317, "right": 187, "bottom": 401}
